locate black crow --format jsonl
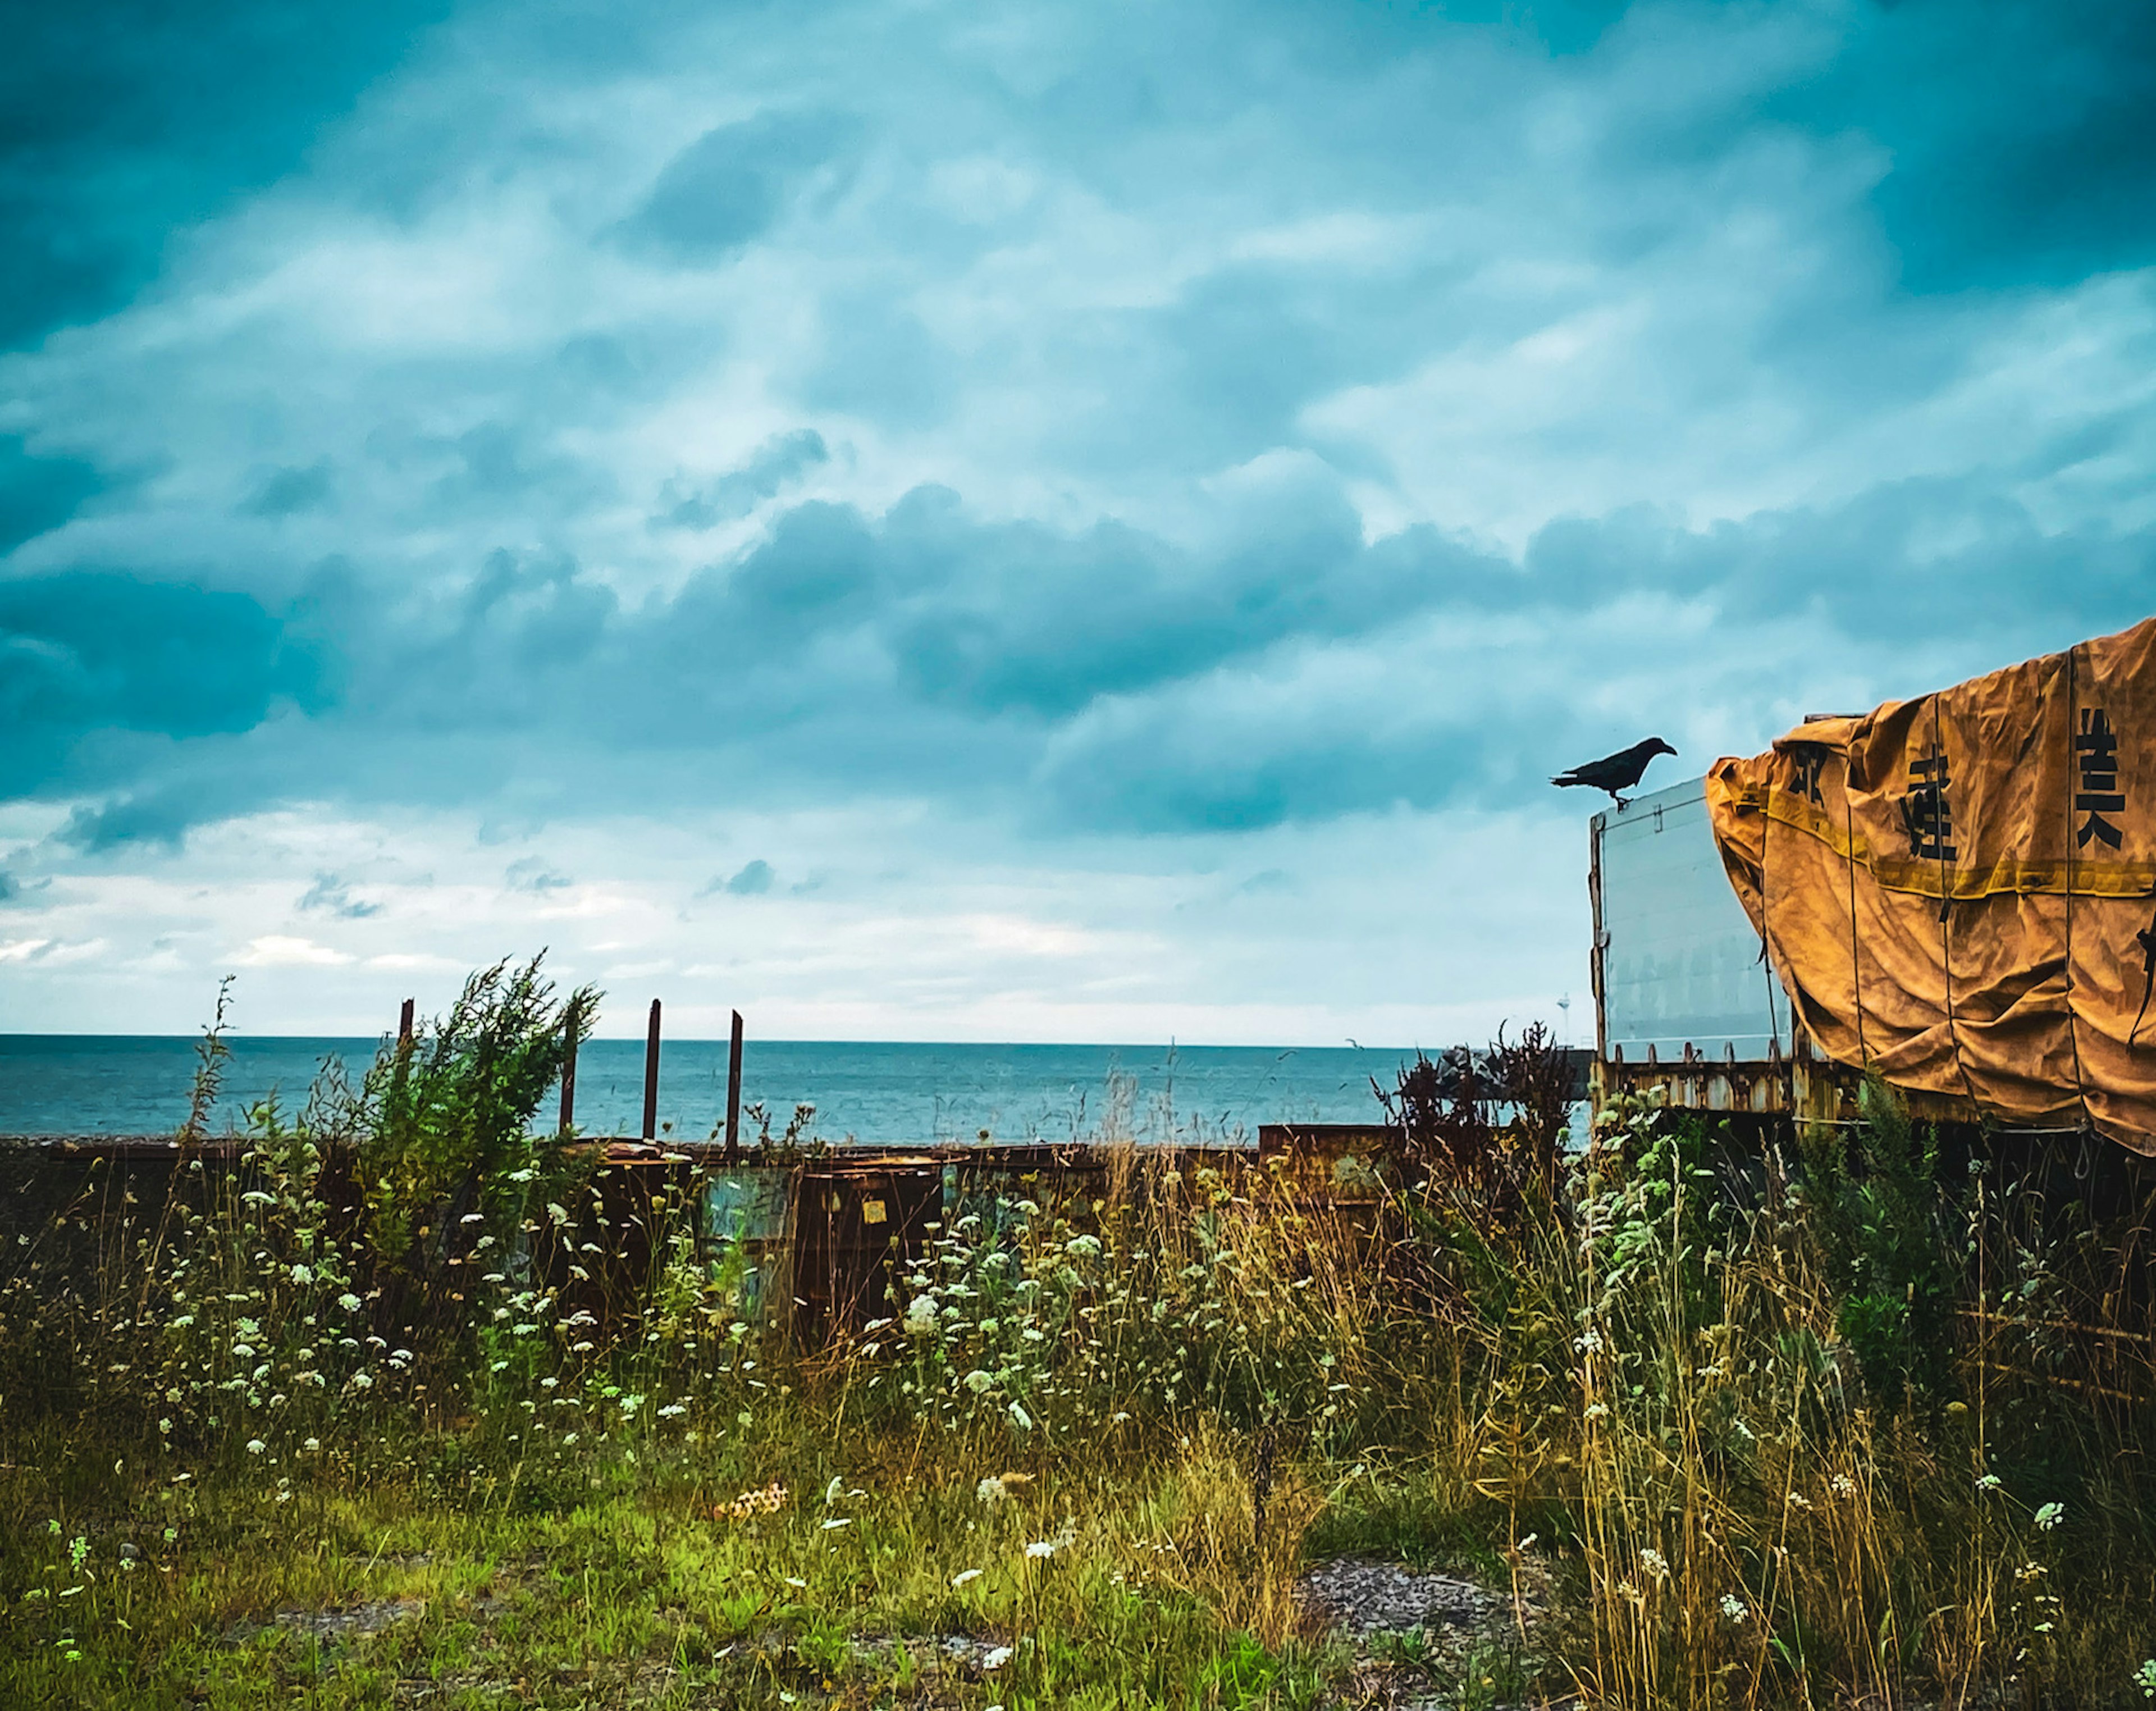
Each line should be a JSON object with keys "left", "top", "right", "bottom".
{"left": 1551, "top": 737, "right": 1677, "bottom": 807}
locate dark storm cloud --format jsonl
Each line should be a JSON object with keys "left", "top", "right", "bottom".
{"left": 0, "top": 571, "right": 326, "bottom": 799}
{"left": 61, "top": 787, "right": 227, "bottom": 853}
{"left": 619, "top": 111, "right": 862, "bottom": 264}
{"left": 656, "top": 431, "right": 830, "bottom": 531}
{"left": 1520, "top": 480, "right": 2156, "bottom": 642}
{"left": 246, "top": 460, "right": 336, "bottom": 519}
{"left": 1770, "top": 0, "right": 2156, "bottom": 293}
{"left": 4, "top": 0, "right": 2155, "bottom": 870}
{"left": 32, "top": 455, "right": 2152, "bottom": 846}
{"left": 0, "top": 438, "right": 106, "bottom": 554}
{"left": 504, "top": 859, "right": 572, "bottom": 893}
{"left": 723, "top": 859, "right": 774, "bottom": 896}
{"left": 0, "top": 0, "right": 451, "bottom": 349}
{"left": 298, "top": 872, "right": 382, "bottom": 918}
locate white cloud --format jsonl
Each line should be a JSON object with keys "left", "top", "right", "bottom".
{"left": 234, "top": 936, "right": 353, "bottom": 968}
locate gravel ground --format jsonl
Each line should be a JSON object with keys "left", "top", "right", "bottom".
{"left": 1298, "top": 1557, "right": 1501, "bottom": 1638}
{"left": 1299, "top": 1557, "right": 1554, "bottom": 1711}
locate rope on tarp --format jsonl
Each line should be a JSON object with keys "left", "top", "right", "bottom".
{"left": 1844, "top": 756, "right": 1869, "bottom": 1067}
{"left": 2064, "top": 644, "right": 2094, "bottom": 1129}
{"left": 1935, "top": 694, "right": 1985, "bottom": 1116}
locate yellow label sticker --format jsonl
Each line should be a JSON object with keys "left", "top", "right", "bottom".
{"left": 861, "top": 1198, "right": 888, "bottom": 1225}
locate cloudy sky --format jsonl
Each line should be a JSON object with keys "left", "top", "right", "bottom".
{"left": 2, "top": 0, "right": 2152, "bottom": 1042}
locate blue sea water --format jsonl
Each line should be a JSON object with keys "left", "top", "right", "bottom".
{"left": 0, "top": 1035, "right": 1420, "bottom": 1146}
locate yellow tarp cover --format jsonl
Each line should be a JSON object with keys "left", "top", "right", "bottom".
{"left": 1707, "top": 615, "right": 2156, "bottom": 1153}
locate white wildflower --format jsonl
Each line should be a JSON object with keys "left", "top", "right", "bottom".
{"left": 976, "top": 1476, "right": 1008, "bottom": 1505}
{"left": 245, "top": 1439, "right": 266, "bottom": 1456}
{"left": 1007, "top": 1399, "right": 1033, "bottom": 1431}
{"left": 337, "top": 1294, "right": 362, "bottom": 1315}
{"left": 981, "top": 1645, "right": 1014, "bottom": 1670}
{"left": 1720, "top": 1594, "right": 1748, "bottom": 1623}
{"left": 820, "top": 1518, "right": 852, "bottom": 1531}
{"left": 950, "top": 1568, "right": 983, "bottom": 1587}
{"left": 963, "top": 1369, "right": 996, "bottom": 1395}
{"left": 2034, "top": 1501, "right": 2066, "bottom": 1532}
{"left": 903, "top": 1294, "right": 940, "bottom": 1336}
{"left": 1639, "top": 1547, "right": 1670, "bottom": 1580}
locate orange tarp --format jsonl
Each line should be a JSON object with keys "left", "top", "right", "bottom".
{"left": 1707, "top": 616, "right": 2156, "bottom": 1153}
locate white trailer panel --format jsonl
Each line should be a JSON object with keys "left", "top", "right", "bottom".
{"left": 1592, "top": 777, "right": 1790, "bottom": 1063}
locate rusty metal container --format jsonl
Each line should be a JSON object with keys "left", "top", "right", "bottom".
{"left": 791, "top": 1159, "right": 942, "bottom": 1344}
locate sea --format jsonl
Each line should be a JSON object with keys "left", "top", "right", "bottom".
{"left": 0, "top": 1035, "right": 1427, "bottom": 1147}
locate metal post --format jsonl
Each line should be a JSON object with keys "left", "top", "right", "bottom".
{"left": 724, "top": 1009, "right": 744, "bottom": 1162}
{"left": 642, "top": 999, "right": 662, "bottom": 1140}
{"left": 559, "top": 996, "right": 580, "bottom": 1136}
{"left": 398, "top": 997, "right": 415, "bottom": 1046}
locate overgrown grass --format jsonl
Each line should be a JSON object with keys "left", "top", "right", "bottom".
{"left": 3, "top": 965, "right": 2154, "bottom": 1707}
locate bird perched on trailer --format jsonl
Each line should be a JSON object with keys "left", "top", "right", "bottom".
{"left": 1551, "top": 737, "right": 1677, "bottom": 808}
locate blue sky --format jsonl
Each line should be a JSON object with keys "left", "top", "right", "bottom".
{"left": 2, "top": 0, "right": 2152, "bottom": 1041}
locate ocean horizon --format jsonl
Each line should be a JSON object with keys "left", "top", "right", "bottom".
{"left": 0, "top": 1034, "right": 1432, "bottom": 1146}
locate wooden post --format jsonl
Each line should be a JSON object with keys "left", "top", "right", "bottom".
{"left": 724, "top": 1009, "right": 744, "bottom": 1162}
{"left": 642, "top": 999, "right": 662, "bottom": 1140}
{"left": 558, "top": 996, "right": 580, "bottom": 1136}
{"left": 398, "top": 997, "right": 415, "bottom": 1046}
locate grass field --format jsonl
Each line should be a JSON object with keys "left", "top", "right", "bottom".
{"left": 4, "top": 963, "right": 2154, "bottom": 1708}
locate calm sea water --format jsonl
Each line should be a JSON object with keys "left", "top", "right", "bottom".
{"left": 0, "top": 1036, "right": 1421, "bottom": 1146}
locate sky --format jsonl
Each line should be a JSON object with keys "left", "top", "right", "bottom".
{"left": 2, "top": 0, "right": 2153, "bottom": 1043}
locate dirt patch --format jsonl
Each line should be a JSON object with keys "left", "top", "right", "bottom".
{"left": 226, "top": 1596, "right": 428, "bottom": 1646}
